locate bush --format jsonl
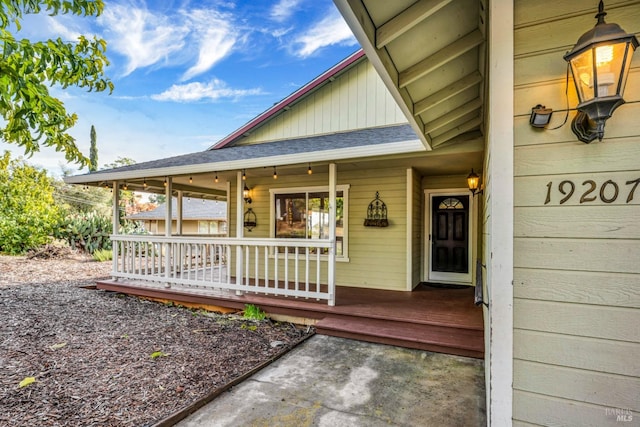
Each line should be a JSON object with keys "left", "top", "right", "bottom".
{"left": 54, "top": 211, "right": 113, "bottom": 254}
{"left": 0, "top": 153, "right": 62, "bottom": 255}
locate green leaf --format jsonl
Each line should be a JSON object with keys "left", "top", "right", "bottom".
{"left": 150, "top": 351, "right": 168, "bottom": 359}
{"left": 19, "top": 377, "right": 36, "bottom": 388}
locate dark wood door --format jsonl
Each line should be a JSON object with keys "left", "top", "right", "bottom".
{"left": 432, "top": 196, "right": 469, "bottom": 273}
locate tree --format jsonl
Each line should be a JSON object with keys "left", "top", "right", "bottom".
{"left": 0, "top": 1, "right": 113, "bottom": 167}
{"left": 0, "top": 151, "right": 61, "bottom": 254}
{"left": 89, "top": 125, "right": 98, "bottom": 172}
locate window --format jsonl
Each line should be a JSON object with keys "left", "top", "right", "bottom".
{"left": 198, "top": 220, "right": 227, "bottom": 235}
{"left": 271, "top": 185, "right": 349, "bottom": 258}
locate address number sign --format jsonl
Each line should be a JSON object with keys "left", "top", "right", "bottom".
{"left": 544, "top": 178, "right": 640, "bottom": 205}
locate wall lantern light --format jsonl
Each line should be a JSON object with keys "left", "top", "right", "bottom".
{"left": 243, "top": 184, "right": 252, "bottom": 204}
{"left": 564, "top": 1, "right": 638, "bottom": 143}
{"left": 529, "top": 104, "right": 553, "bottom": 128}
{"left": 467, "top": 169, "right": 483, "bottom": 196}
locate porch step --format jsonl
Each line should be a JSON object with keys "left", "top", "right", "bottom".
{"left": 316, "top": 315, "right": 484, "bottom": 359}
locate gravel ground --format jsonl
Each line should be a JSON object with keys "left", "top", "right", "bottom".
{"left": 0, "top": 255, "right": 313, "bottom": 426}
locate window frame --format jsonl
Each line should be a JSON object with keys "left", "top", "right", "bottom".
{"left": 270, "top": 185, "right": 350, "bottom": 261}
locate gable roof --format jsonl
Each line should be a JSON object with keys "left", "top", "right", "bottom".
{"left": 65, "top": 124, "right": 423, "bottom": 183}
{"left": 211, "top": 50, "right": 366, "bottom": 149}
{"left": 127, "top": 198, "right": 227, "bottom": 221}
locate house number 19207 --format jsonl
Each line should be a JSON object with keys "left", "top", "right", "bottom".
{"left": 544, "top": 178, "right": 640, "bottom": 205}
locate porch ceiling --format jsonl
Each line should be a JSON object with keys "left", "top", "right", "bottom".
{"left": 334, "top": 0, "right": 487, "bottom": 151}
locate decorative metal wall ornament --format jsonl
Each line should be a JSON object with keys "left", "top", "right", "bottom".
{"left": 364, "top": 191, "right": 389, "bottom": 227}
{"left": 244, "top": 208, "right": 257, "bottom": 231}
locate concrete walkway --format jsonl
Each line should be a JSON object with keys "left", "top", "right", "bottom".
{"left": 176, "top": 335, "right": 486, "bottom": 427}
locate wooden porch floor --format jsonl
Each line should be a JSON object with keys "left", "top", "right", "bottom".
{"left": 95, "top": 280, "right": 485, "bottom": 358}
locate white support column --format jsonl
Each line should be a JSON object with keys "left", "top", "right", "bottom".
{"left": 487, "top": 0, "right": 514, "bottom": 425}
{"left": 164, "top": 177, "right": 173, "bottom": 287}
{"left": 177, "top": 191, "right": 183, "bottom": 235}
{"left": 328, "top": 163, "right": 337, "bottom": 306}
{"left": 112, "top": 181, "right": 120, "bottom": 279}
{"left": 235, "top": 171, "right": 244, "bottom": 294}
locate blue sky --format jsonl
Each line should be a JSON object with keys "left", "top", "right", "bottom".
{"left": 1, "top": 0, "right": 358, "bottom": 175}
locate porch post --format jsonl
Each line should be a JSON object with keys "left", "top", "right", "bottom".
{"left": 235, "top": 171, "right": 244, "bottom": 295}
{"left": 176, "top": 191, "right": 183, "bottom": 235}
{"left": 487, "top": 0, "right": 514, "bottom": 424}
{"left": 328, "top": 163, "right": 336, "bottom": 306}
{"left": 164, "top": 177, "right": 173, "bottom": 288}
{"left": 112, "top": 181, "right": 119, "bottom": 279}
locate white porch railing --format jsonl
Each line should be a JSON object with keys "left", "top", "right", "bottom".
{"left": 110, "top": 235, "right": 335, "bottom": 305}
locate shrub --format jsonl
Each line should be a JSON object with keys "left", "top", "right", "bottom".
{"left": 54, "top": 211, "right": 113, "bottom": 254}
{"left": 0, "top": 153, "right": 62, "bottom": 255}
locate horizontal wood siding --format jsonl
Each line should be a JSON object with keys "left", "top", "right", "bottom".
{"left": 514, "top": 1, "right": 640, "bottom": 424}
{"left": 237, "top": 60, "right": 406, "bottom": 145}
{"left": 228, "top": 166, "right": 408, "bottom": 291}
{"left": 411, "top": 168, "right": 422, "bottom": 288}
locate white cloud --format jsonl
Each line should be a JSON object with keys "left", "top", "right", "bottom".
{"left": 98, "top": 2, "right": 240, "bottom": 79}
{"left": 151, "top": 79, "right": 263, "bottom": 103}
{"left": 99, "top": 3, "right": 189, "bottom": 76}
{"left": 180, "top": 9, "right": 238, "bottom": 81}
{"left": 270, "top": 0, "right": 302, "bottom": 23}
{"left": 292, "top": 9, "right": 356, "bottom": 58}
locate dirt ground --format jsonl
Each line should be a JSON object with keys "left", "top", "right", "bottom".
{"left": 0, "top": 255, "right": 313, "bottom": 426}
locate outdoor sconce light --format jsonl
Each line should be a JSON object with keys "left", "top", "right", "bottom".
{"left": 467, "top": 169, "right": 483, "bottom": 196}
{"left": 529, "top": 104, "right": 553, "bottom": 128}
{"left": 243, "top": 184, "right": 252, "bottom": 204}
{"left": 564, "top": 1, "right": 638, "bottom": 143}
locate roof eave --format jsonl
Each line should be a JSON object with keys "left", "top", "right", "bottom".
{"left": 63, "top": 139, "right": 426, "bottom": 184}
{"left": 332, "top": 0, "right": 433, "bottom": 150}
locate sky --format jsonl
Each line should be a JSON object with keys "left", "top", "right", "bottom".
{"left": 1, "top": 0, "right": 359, "bottom": 176}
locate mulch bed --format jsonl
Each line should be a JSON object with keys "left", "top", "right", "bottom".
{"left": 0, "top": 255, "right": 313, "bottom": 426}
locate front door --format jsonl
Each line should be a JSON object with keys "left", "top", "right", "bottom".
{"left": 428, "top": 193, "right": 472, "bottom": 284}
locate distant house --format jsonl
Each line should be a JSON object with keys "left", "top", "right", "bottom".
{"left": 127, "top": 198, "right": 227, "bottom": 236}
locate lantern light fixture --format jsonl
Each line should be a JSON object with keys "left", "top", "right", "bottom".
{"left": 563, "top": 0, "right": 638, "bottom": 143}
{"left": 243, "top": 184, "right": 252, "bottom": 204}
{"left": 467, "top": 169, "right": 483, "bottom": 196}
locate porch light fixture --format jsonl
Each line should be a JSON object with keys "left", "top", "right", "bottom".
{"left": 529, "top": 104, "right": 553, "bottom": 128}
{"left": 308, "top": 163, "right": 313, "bottom": 175}
{"left": 214, "top": 172, "right": 219, "bottom": 183}
{"left": 243, "top": 208, "right": 257, "bottom": 232}
{"left": 467, "top": 169, "right": 483, "bottom": 196}
{"left": 189, "top": 176, "right": 193, "bottom": 184}
{"left": 163, "top": 177, "right": 167, "bottom": 187}
{"left": 243, "top": 184, "right": 252, "bottom": 204}
{"left": 143, "top": 179, "right": 147, "bottom": 188}
{"left": 242, "top": 169, "right": 246, "bottom": 181}
{"left": 123, "top": 182, "right": 128, "bottom": 190}
{"left": 564, "top": 1, "right": 638, "bottom": 143}
{"left": 273, "top": 166, "right": 278, "bottom": 179}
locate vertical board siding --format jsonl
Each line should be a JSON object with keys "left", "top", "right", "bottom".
{"left": 514, "top": 0, "right": 640, "bottom": 424}
{"left": 237, "top": 60, "right": 406, "bottom": 145}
